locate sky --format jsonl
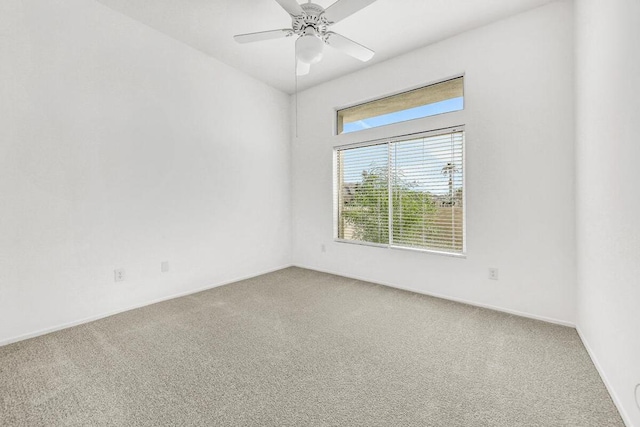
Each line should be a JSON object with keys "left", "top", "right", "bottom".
{"left": 342, "top": 97, "right": 464, "bottom": 134}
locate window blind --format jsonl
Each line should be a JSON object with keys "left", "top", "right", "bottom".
{"left": 336, "top": 129, "right": 464, "bottom": 254}
{"left": 336, "top": 142, "right": 390, "bottom": 244}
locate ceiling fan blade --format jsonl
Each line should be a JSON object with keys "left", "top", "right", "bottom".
{"left": 323, "top": 0, "right": 377, "bottom": 23}
{"left": 234, "top": 29, "right": 293, "bottom": 44}
{"left": 297, "top": 60, "right": 311, "bottom": 76}
{"left": 274, "top": 0, "right": 304, "bottom": 16}
{"left": 324, "top": 32, "right": 374, "bottom": 62}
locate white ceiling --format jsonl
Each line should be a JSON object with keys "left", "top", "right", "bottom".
{"left": 95, "top": 0, "right": 556, "bottom": 94}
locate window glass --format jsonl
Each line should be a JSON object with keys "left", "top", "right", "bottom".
{"left": 337, "top": 77, "right": 464, "bottom": 134}
{"left": 336, "top": 129, "right": 464, "bottom": 255}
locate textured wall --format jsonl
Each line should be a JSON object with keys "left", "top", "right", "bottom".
{"left": 575, "top": 0, "right": 640, "bottom": 425}
{"left": 291, "top": 2, "right": 576, "bottom": 325}
{"left": 0, "top": 0, "right": 291, "bottom": 344}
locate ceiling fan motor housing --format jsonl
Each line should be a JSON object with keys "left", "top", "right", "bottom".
{"left": 292, "top": 3, "right": 329, "bottom": 37}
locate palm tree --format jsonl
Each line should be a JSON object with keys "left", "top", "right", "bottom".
{"left": 441, "top": 162, "right": 460, "bottom": 205}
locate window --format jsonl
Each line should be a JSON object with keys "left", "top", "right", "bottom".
{"left": 335, "top": 128, "right": 464, "bottom": 255}
{"left": 337, "top": 77, "right": 464, "bottom": 134}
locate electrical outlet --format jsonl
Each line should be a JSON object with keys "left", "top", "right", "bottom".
{"left": 114, "top": 269, "right": 125, "bottom": 282}
{"left": 321, "top": 244, "right": 326, "bottom": 253}
{"left": 161, "top": 261, "right": 169, "bottom": 273}
{"left": 488, "top": 268, "right": 499, "bottom": 280}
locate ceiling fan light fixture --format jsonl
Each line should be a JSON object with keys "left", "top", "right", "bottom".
{"left": 296, "top": 33, "right": 324, "bottom": 64}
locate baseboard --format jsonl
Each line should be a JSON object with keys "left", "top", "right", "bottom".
{"left": 576, "top": 327, "right": 634, "bottom": 427}
{"left": 294, "top": 264, "right": 576, "bottom": 328}
{"left": 0, "top": 263, "right": 293, "bottom": 348}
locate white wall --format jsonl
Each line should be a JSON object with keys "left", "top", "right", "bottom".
{"left": 575, "top": 0, "right": 640, "bottom": 425}
{"left": 0, "top": 0, "right": 291, "bottom": 344}
{"left": 291, "top": 1, "right": 576, "bottom": 325}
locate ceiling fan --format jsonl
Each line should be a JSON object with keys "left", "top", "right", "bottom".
{"left": 234, "top": 0, "right": 377, "bottom": 76}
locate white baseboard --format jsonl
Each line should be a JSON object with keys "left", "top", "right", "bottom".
{"left": 0, "top": 264, "right": 293, "bottom": 348}
{"left": 293, "top": 263, "right": 576, "bottom": 328}
{"left": 576, "top": 327, "right": 634, "bottom": 427}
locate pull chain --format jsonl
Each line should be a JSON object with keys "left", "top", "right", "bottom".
{"left": 295, "top": 51, "right": 299, "bottom": 138}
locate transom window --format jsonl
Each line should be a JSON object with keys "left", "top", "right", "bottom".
{"left": 334, "top": 128, "right": 465, "bottom": 255}
{"left": 337, "top": 77, "right": 464, "bottom": 134}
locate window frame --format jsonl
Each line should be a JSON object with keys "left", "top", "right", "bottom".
{"left": 335, "top": 75, "right": 465, "bottom": 135}
{"left": 333, "top": 126, "right": 466, "bottom": 258}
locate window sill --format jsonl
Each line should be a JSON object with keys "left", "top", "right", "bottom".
{"left": 334, "top": 238, "right": 467, "bottom": 259}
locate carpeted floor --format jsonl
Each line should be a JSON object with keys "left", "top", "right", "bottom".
{"left": 0, "top": 267, "right": 624, "bottom": 426}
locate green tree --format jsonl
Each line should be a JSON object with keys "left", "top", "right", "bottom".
{"left": 441, "top": 162, "right": 460, "bottom": 205}
{"left": 342, "top": 167, "right": 436, "bottom": 245}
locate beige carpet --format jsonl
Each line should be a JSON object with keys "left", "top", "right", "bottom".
{"left": 0, "top": 267, "right": 624, "bottom": 426}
